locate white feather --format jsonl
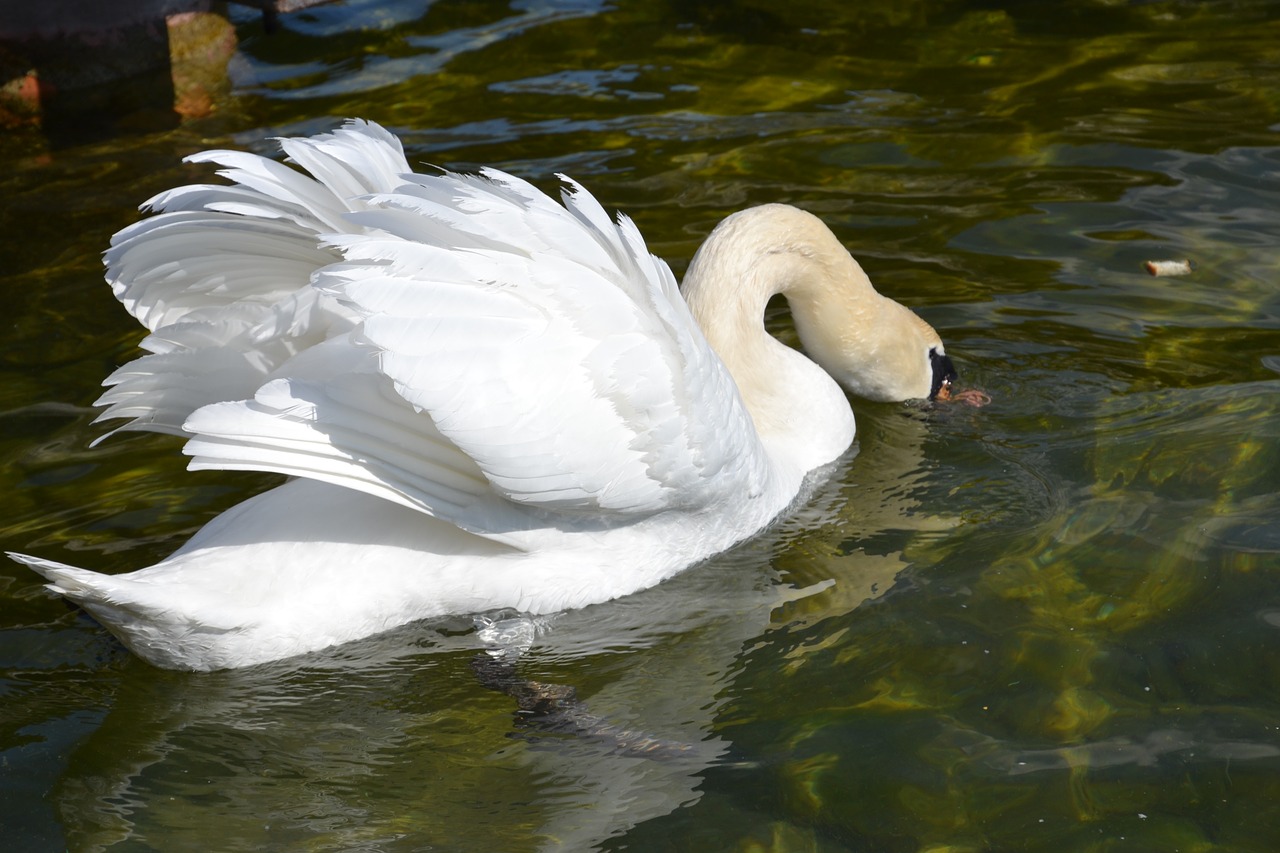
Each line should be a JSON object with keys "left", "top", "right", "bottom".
{"left": 10, "top": 119, "right": 949, "bottom": 670}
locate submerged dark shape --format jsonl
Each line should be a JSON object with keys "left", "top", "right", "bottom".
{"left": 470, "top": 654, "right": 698, "bottom": 760}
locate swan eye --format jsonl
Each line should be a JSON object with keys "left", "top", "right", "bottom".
{"left": 928, "top": 348, "right": 957, "bottom": 400}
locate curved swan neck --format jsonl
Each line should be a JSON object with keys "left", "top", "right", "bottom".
{"left": 683, "top": 204, "right": 857, "bottom": 354}
{"left": 683, "top": 204, "right": 944, "bottom": 410}
{"left": 681, "top": 205, "right": 858, "bottom": 471}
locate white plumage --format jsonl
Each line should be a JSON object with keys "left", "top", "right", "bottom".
{"left": 9, "top": 120, "right": 953, "bottom": 670}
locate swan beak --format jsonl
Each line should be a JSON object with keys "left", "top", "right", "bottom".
{"left": 928, "top": 349, "right": 957, "bottom": 401}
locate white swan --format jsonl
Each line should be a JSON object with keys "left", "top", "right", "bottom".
{"left": 8, "top": 120, "right": 957, "bottom": 671}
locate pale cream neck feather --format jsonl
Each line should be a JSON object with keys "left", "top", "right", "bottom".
{"left": 681, "top": 204, "right": 943, "bottom": 465}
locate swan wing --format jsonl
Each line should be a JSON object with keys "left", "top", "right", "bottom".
{"left": 96, "top": 120, "right": 411, "bottom": 438}
{"left": 183, "top": 337, "right": 511, "bottom": 531}
{"left": 180, "top": 159, "right": 768, "bottom": 528}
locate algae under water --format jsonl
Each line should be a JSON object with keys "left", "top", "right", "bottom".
{"left": 3, "top": 1, "right": 1280, "bottom": 850}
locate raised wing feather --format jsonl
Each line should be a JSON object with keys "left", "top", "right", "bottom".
{"left": 98, "top": 120, "right": 413, "bottom": 438}
{"left": 183, "top": 337, "right": 516, "bottom": 533}
{"left": 105, "top": 120, "right": 768, "bottom": 534}
{"left": 323, "top": 169, "right": 767, "bottom": 516}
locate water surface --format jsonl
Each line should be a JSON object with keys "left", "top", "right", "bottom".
{"left": 3, "top": 1, "right": 1280, "bottom": 850}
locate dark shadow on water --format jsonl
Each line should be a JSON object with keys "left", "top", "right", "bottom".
{"left": 471, "top": 652, "right": 700, "bottom": 762}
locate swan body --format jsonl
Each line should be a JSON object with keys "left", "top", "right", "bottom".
{"left": 9, "top": 120, "right": 954, "bottom": 670}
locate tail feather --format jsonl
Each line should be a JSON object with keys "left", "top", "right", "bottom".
{"left": 8, "top": 551, "right": 236, "bottom": 671}
{"left": 12, "top": 551, "right": 105, "bottom": 595}
{"left": 10, "top": 551, "right": 168, "bottom": 623}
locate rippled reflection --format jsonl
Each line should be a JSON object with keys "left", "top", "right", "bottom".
{"left": 5, "top": 0, "right": 1280, "bottom": 849}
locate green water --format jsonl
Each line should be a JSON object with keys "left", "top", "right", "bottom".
{"left": 3, "top": 0, "right": 1280, "bottom": 850}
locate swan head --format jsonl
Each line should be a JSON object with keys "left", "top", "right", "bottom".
{"left": 683, "top": 203, "right": 956, "bottom": 405}
{"left": 795, "top": 286, "right": 957, "bottom": 403}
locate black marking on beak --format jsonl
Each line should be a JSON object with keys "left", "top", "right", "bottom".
{"left": 929, "top": 348, "right": 957, "bottom": 400}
